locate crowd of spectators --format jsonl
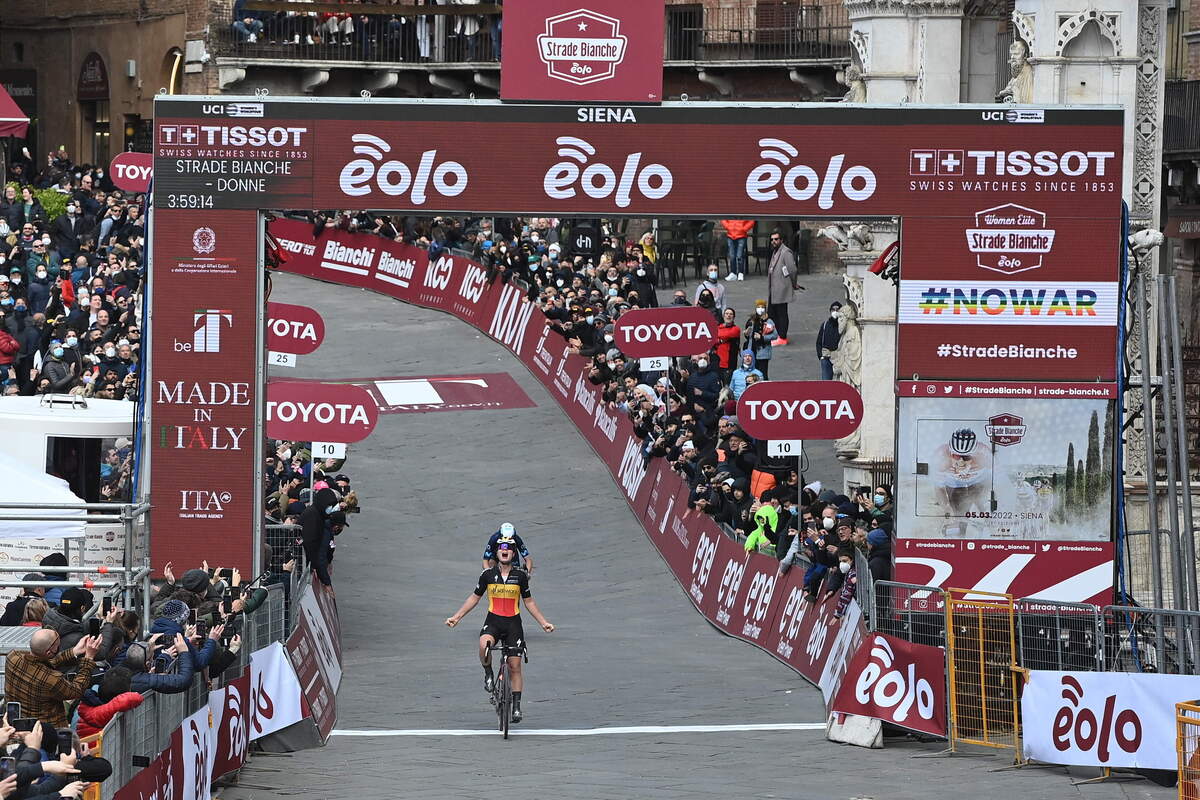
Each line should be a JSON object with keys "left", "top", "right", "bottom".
{"left": 229, "top": 0, "right": 503, "bottom": 62}
{"left": 0, "top": 147, "right": 144, "bottom": 404}
{"left": 279, "top": 211, "right": 895, "bottom": 618}
{"left": 261, "top": 438, "right": 359, "bottom": 594}
{"left": 0, "top": 553, "right": 269, "bottom": 799}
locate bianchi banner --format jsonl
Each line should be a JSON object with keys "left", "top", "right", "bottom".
{"left": 896, "top": 396, "right": 1113, "bottom": 542}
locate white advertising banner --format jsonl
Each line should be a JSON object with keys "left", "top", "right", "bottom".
{"left": 180, "top": 705, "right": 215, "bottom": 800}
{"left": 1022, "top": 670, "right": 1200, "bottom": 770}
{"left": 249, "top": 642, "right": 305, "bottom": 739}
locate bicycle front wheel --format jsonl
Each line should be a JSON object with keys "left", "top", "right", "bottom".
{"left": 499, "top": 676, "right": 511, "bottom": 739}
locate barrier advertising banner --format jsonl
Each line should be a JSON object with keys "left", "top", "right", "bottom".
{"left": 286, "top": 586, "right": 343, "bottom": 741}
{"left": 249, "top": 642, "right": 305, "bottom": 739}
{"left": 115, "top": 647, "right": 307, "bottom": 800}
{"left": 831, "top": 633, "right": 948, "bottom": 737}
{"left": 895, "top": 395, "right": 1114, "bottom": 542}
{"left": 1022, "top": 670, "right": 1200, "bottom": 770}
{"left": 500, "top": 0, "right": 665, "bottom": 103}
{"left": 209, "top": 673, "right": 252, "bottom": 780}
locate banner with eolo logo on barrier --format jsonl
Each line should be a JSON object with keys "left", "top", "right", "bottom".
{"left": 831, "top": 633, "right": 948, "bottom": 738}
{"left": 1022, "top": 670, "right": 1199, "bottom": 770}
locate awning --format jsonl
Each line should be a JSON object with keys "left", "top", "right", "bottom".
{"left": 1166, "top": 206, "right": 1200, "bottom": 239}
{"left": 0, "top": 82, "right": 28, "bottom": 138}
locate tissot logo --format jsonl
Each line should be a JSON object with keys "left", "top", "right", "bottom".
{"left": 538, "top": 9, "right": 629, "bottom": 85}
{"left": 911, "top": 149, "right": 1115, "bottom": 178}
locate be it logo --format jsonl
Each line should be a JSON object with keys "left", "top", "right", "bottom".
{"left": 175, "top": 309, "right": 233, "bottom": 353}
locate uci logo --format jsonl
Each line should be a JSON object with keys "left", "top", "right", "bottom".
{"left": 981, "top": 111, "right": 1005, "bottom": 121}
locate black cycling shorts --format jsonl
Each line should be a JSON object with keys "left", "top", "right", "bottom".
{"left": 479, "top": 614, "right": 525, "bottom": 657}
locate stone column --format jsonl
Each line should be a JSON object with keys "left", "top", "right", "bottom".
{"left": 845, "top": 0, "right": 966, "bottom": 103}
{"left": 827, "top": 223, "right": 899, "bottom": 491}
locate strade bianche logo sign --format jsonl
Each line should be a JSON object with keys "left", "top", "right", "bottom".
{"left": 985, "top": 413, "right": 1026, "bottom": 446}
{"left": 965, "top": 204, "right": 1056, "bottom": 274}
{"left": 538, "top": 9, "right": 629, "bottom": 85}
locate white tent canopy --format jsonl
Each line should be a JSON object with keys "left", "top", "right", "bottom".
{"left": 0, "top": 451, "right": 86, "bottom": 539}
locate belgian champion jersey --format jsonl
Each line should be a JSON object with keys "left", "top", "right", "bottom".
{"left": 473, "top": 565, "right": 531, "bottom": 617}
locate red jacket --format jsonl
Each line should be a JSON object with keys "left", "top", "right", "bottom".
{"left": 720, "top": 220, "right": 755, "bottom": 240}
{"left": 76, "top": 692, "right": 144, "bottom": 738}
{"left": 0, "top": 329, "right": 18, "bottom": 365}
{"left": 715, "top": 323, "right": 741, "bottom": 369}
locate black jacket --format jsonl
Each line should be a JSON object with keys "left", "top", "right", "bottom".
{"left": 816, "top": 317, "right": 840, "bottom": 355}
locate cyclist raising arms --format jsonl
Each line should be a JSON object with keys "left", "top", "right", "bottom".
{"left": 482, "top": 522, "right": 533, "bottom": 574}
{"left": 446, "top": 537, "right": 554, "bottom": 723}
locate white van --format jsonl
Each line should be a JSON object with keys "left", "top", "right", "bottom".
{"left": 0, "top": 395, "right": 139, "bottom": 604}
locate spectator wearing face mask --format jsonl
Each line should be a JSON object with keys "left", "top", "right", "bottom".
{"left": 685, "top": 355, "right": 721, "bottom": 418}
{"left": 816, "top": 301, "right": 842, "bottom": 380}
{"left": 742, "top": 299, "right": 778, "bottom": 379}
{"left": 27, "top": 261, "right": 52, "bottom": 315}
{"left": 38, "top": 340, "right": 77, "bottom": 394}
{"left": 729, "top": 350, "right": 764, "bottom": 401}
{"left": 49, "top": 201, "right": 87, "bottom": 261}
{"left": 23, "top": 235, "right": 57, "bottom": 283}
{"left": 623, "top": 256, "right": 655, "bottom": 308}
{"left": 693, "top": 264, "right": 726, "bottom": 310}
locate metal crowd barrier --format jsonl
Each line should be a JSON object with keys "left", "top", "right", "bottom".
{"left": 869, "top": 579, "right": 947, "bottom": 648}
{"left": 1102, "top": 604, "right": 1200, "bottom": 675}
{"left": 853, "top": 549, "right": 873, "bottom": 626}
{"left": 1014, "top": 598, "right": 1104, "bottom": 672}
{"left": 264, "top": 523, "right": 307, "bottom": 627}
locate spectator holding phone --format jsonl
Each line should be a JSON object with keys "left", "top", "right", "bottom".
{"left": 122, "top": 635, "right": 195, "bottom": 695}
{"left": 4, "top": 630, "right": 100, "bottom": 728}
{"left": 40, "top": 589, "right": 122, "bottom": 662}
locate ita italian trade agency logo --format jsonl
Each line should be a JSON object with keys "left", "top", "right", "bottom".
{"left": 537, "top": 9, "right": 629, "bottom": 85}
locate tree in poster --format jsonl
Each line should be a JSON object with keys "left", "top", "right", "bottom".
{"left": 1101, "top": 408, "right": 1113, "bottom": 477}
{"left": 1085, "top": 410, "right": 1101, "bottom": 505}
{"left": 1076, "top": 458, "right": 1085, "bottom": 507}
{"left": 1064, "top": 443, "right": 1076, "bottom": 512}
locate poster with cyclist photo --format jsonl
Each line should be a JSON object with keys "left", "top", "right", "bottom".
{"left": 895, "top": 396, "right": 1113, "bottom": 541}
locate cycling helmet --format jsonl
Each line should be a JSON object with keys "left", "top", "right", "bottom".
{"left": 950, "top": 428, "right": 977, "bottom": 455}
{"left": 496, "top": 536, "right": 517, "bottom": 553}
{"left": 499, "top": 522, "right": 516, "bottom": 537}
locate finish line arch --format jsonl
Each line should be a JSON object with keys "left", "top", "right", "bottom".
{"left": 143, "top": 96, "right": 1123, "bottom": 588}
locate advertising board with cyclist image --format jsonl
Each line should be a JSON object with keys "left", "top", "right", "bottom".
{"left": 895, "top": 395, "right": 1113, "bottom": 542}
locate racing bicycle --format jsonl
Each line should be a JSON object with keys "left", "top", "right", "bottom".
{"left": 487, "top": 640, "right": 528, "bottom": 739}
